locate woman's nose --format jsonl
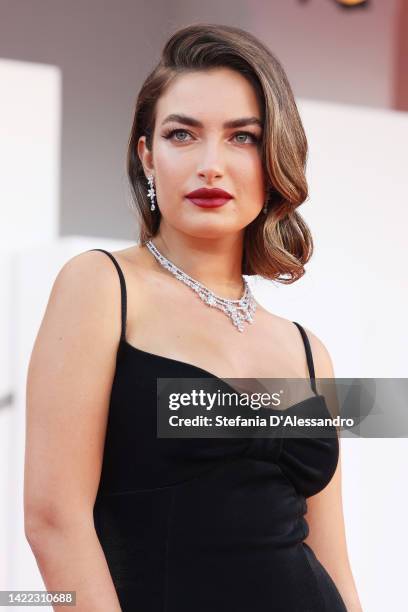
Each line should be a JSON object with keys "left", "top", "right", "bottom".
{"left": 197, "top": 167, "right": 223, "bottom": 182}
{"left": 196, "top": 141, "right": 224, "bottom": 181}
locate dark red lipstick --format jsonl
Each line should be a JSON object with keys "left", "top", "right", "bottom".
{"left": 185, "top": 187, "right": 233, "bottom": 208}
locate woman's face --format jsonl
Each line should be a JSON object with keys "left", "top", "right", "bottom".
{"left": 138, "top": 67, "right": 266, "bottom": 239}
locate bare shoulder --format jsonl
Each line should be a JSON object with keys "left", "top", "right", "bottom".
{"left": 56, "top": 249, "right": 122, "bottom": 321}
{"left": 264, "top": 310, "right": 336, "bottom": 379}
{"left": 55, "top": 248, "right": 121, "bottom": 283}
{"left": 52, "top": 244, "right": 147, "bottom": 310}
{"left": 301, "top": 324, "right": 336, "bottom": 379}
{"left": 33, "top": 248, "right": 131, "bottom": 358}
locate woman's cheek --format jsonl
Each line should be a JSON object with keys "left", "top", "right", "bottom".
{"left": 157, "top": 151, "right": 191, "bottom": 178}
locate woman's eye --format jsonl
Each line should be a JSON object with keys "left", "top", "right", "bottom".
{"left": 163, "top": 129, "right": 259, "bottom": 144}
{"left": 233, "top": 132, "right": 259, "bottom": 144}
{"left": 164, "top": 129, "right": 192, "bottom": 142}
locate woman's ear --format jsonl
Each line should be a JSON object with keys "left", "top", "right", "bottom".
{"left": 137, "top": 135, "right": 154, "bottom": 178}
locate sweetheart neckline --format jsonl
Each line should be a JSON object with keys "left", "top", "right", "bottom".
{"left": 120, "top": 338, "right": 326, "bottom": 413}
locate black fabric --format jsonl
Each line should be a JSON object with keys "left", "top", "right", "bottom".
{"left": 90, "top": 249, "right": 346, "bottom": 611}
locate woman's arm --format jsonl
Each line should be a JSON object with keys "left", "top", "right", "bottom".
{"left": 24, "top": 251, "right": 124, "bottom": 611}
{"left": 303, "top": 329, "right": 363, "bottom": 612}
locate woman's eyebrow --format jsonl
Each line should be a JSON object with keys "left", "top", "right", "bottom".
{"left": 161, "top": 113, "right": 263, "bottom": 129}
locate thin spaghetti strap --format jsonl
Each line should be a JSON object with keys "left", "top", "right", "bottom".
{"left": 292, "top": 321, "right": 317, "bottom": 394}
{"left": 88, "top": 249, "right": 127, "bottom": 342}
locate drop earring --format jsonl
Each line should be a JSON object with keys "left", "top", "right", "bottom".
{"left": 147, "top": 175, "right": 156, "bottom": 211}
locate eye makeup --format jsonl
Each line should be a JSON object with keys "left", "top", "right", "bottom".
{"left": 162, "top": 127, "right": 261, "bottom": 144}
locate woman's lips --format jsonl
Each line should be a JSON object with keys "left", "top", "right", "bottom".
{"left": 186, "top": 197, "right": 230, "bottom": 207}
{"left": 185, "top": 188, "right": 233, "bottom": 208}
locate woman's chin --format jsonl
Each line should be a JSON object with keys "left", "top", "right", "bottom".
{"left": 180, "top": 217, "right": 244, "bottom": 238}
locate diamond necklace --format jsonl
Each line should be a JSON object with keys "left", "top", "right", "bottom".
{"left": 145, "top": 239, "right": 257, "bottom": 332}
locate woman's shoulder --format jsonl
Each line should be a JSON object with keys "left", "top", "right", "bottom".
{"left": 44, "top": 249, "right": 126, "bottom": 344}
{"left": 298, "top": 322, "right": 336, "bottom": 379}
{"left": 30, "top": 249, "right": 130, "bottom": 381}
{"left": 56, "top": 245, "right": 156, "bottom": 337}
{"left": 54, "top": 248, "right": 130, "bottom": 297}
{"left": 266, "top": 311, "right": 335, "bottom": 379}
{"left": 51, "top": 246, "right": 146, "bottom": 325}
{"left": 57, "top": 244, "right": 148, "bottom": 289}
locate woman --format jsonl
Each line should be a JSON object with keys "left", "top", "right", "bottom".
{"left": 24, "top": 23, "right": 362, "bottom": 612}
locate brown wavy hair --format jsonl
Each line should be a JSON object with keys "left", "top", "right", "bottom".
{"left": 126, "top": 23, "right": 313, "bottom": 283}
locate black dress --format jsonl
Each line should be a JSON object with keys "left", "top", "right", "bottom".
{"left": 91, "top": 249, "right": 347, "bottom": 612}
